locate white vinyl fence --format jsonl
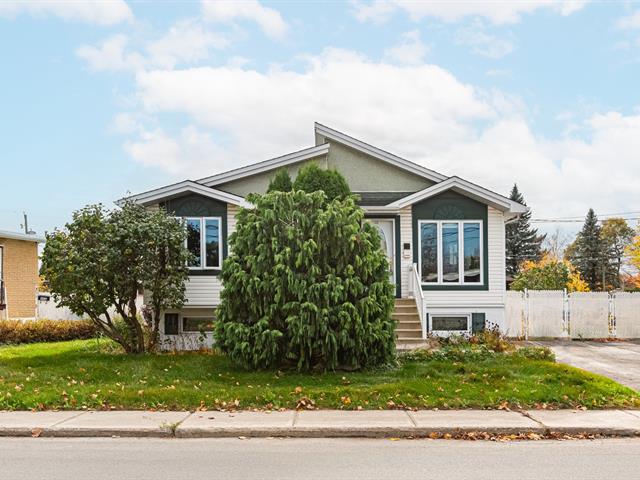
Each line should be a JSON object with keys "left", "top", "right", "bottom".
{"left": 505, "top": 290, "right": 640, "bottom": 339}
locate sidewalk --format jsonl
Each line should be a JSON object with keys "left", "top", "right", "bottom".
{"left": 1, "top": 409, "right": 640, "bottom": 438}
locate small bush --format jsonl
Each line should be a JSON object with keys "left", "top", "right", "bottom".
{"left": 515, "top": 345, "right": 556, "bottom": 362}
{"left": 469, "top": 323, "right": 514, "bottom": 353}
{"left": 0, "top": 319, "right": 97, "bottom": 345}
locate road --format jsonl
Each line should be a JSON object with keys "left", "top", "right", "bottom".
{"left": 2, "top": 437, "right": 640, "bottom": 479}
{"left": 535, "top": 340, "right": 640, "bottom": 391}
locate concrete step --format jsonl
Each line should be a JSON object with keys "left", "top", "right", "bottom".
{"left": 394, "top": 306, "right": 418, "bottom": 314}
{"left": 392, "top": 313, "right": 420, "bottom": 322}
{"left": 397, "top": 320, "right": 421, "bottom": 327}
{"left": 395, "top": 329, "right": 422, "bottom": 339}
{"left": 394, "top": 298, "right": 417, "bottom": 306}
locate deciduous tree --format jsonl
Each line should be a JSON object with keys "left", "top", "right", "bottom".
{"left": 40, "top": 202, "right": 190, "bottom": 353}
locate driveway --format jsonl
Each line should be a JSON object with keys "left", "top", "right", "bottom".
{"left": 533, "top": 340, "right": 640, "bottom": 391}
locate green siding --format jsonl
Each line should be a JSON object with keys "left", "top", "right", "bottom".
{"left": 412, "top": 190, "right": 489, "bottom": 291}
{"left": 161, "top": 193, "right": 228, "bottom": 276}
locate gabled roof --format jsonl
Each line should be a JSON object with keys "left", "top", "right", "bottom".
{"left": 0, "top": 230, "right": 44, "bottom": 243}
{"left": 116, "top": 180, "right": 251, "bottom": 208}
{"left": 386, "top": 176, "right": 528, "bottom": 214}
{"left": 314, "top": 123, "right": 448, "bottom": 183}
{"left": 197, "top": 144, "right": 330, "bottom": 187}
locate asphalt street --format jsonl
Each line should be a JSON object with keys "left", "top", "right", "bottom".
{"left": 1, "top": 437, "right": 640, "bottom": 480}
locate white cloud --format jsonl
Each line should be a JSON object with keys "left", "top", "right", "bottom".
{"left": 353, "top": 0, "right": 588, "bottom": 25}
{"left": 202, "top": 0, "right": 288, "bottom": 39}
{"left": 384, "top": 30, "right": 429, "bottom": 65}
{"left": 146, "top": 19, "right": 228, "bottom": 69}
{"left": 616, "top": 10, "right": 640, "bottom": 30}
{"left": 76, "top": 35, "right": 145, "bottom": 72}
{"left": 114, "top": 47, "right": 640, "bottom": 221}
{"left": 456, "top": 21, "right": 515, "bottom": 58}
{"left": 0, "top": 0, "right": 133, "bottom": 25}
{"left": 76, "top": 20, "right": 227, "bottom": 72}
{"left": 125, "top": 126, "right": 224, "bottom": 175}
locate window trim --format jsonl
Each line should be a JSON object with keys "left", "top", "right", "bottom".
{"left": 163, "top": 312, "right": 216, "bottom": 335}
{"left": 183, "top": 216, "right": 223, "bottom": 270}
{"left": 417, "top": 219, "right": 484, "bottom": 286}
{"left": 429, "top": 313, "right": 472, "bottom": 335}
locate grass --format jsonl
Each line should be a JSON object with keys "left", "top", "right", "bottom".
{"left": 0, "top": 339, "right": 637, "bottom": 411}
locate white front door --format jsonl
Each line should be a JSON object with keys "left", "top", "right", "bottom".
{"left": 369, "top": 219, "right": 396, "bottom": 287}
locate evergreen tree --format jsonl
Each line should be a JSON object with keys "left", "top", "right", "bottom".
{"left": 267, "top": 168, "right": 293, "bottom": 193}
{"left": 293, "top": 163, "right": 351, "bottom": 200}
{"left": 566, "top": 208, "right": 604, "bottom": 290}
{"left": 214, "top": 190, "right": 395, "bottom": 371}
{"left": 505, "top": 184, "right": 545, "bottom": 278}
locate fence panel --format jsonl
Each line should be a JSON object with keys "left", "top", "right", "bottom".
{"left": 613, "top": 292, "right": 640, "bottom": 339}
{"left": 504, "top": 291, "right": 525, "bottom": 337}
{"left": 568, "top": 292, "right": 610, "bottom": 339}
{"left": 527, "top": 290, "right": 566, "bottom": 338}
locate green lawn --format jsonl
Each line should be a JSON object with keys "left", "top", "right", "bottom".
{"left": 0, "top": 340, "right": 637, "bottom": 411}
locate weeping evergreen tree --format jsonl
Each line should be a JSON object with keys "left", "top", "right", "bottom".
{"left": 214, "top": 190, "right": 396, "bottom": 371}
{"left": 293, "top": 163, "right": 351, "bottom": 201}
{"left": 505, "top": 184, "right": 545, "bottom": 277}
{"left": 566, "top": 208, "right": 604, "bottom": 290}
{"left": 267, "top": 168, "right": 293, "bottom": 193}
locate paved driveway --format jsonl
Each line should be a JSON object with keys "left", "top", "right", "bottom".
{"left": 534, "top": 341, "right": 640, "bottom": 391}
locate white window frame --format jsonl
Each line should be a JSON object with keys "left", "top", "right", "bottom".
{"left": 429, "top": 313, "right": 472, "bottom": 337}
{"left": 184, "top": 216, "right": 223, "bottom": 270}
{"left": 180, "top": 315, "right": 216, "bottom": 334}
{"left": 163, "top": 312, "right": 216, "bottom": 335}
{"left": 417, "top": 220, "right": 484, "bottom": 286}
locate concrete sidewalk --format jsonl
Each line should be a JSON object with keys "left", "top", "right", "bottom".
{"left": 1, "top": 409, "right": 640, "bottom": 438}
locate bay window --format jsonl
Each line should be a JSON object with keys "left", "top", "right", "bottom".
{"left": 419, "top": 220, "right": 482, "bottom": 285}
{"left": 184, "top": 217, "right": 222, "bottom": 269}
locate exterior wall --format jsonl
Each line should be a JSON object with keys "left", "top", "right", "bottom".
{"left": 215, "top": 157, "right": 327, "bottom": 197}
{"left": 214, "top": 140, "right": 434, "bottom": 197}
{"left": 0, "top": 238, "right": 39, "bottom": 319}
{"left": 322, "top": 139, "right": 434, "bottom": 192}
{"left": 399, "top": 206, "right": 413, "bottom": 298}
{"left": 160, "top": 307, "right": 216, "bottom": 350}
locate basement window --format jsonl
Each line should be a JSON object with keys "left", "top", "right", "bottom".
{"left": 430, "top": 315, "right": 471, "bottom": 335}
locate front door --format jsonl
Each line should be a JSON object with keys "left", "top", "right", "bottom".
{"left": 369, "top": 218, "right": 396, "bottom": 289}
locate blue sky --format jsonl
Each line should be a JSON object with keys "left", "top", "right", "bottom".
{"left": 2, "top": 1, "right": 640, "bottom": 237}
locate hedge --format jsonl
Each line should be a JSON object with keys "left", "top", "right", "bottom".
{"left": 0, "top": 319, "right": 97, "bottom": 345}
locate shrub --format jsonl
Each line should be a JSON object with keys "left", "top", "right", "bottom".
{"left": 515, "top": 345, "right": 556, "bottom": 361}
{"left": 0, "top": 319, "right": 97, "bottom": 345}
{"left": 469, "top": 323, "right": 514, "bottom": 353}
{"left": 267, "top": 168, "right": 293, "bottom": 193}
{"left": 214, "top": 190, "right": 396, "bottom": 371}
{"left": 40, "top": 202, "right": 190, "bottom": 353}
{"left": 293, "top": 163, "right": 351, "bottom": 200}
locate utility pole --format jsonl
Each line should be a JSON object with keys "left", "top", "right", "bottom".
{"left": 23, "top": 212, "right": 29, "bottom": 235}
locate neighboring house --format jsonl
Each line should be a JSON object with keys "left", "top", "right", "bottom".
{"left": 0, "top": 230, "right": 44, "bottom": 320}
{"left": 122, "top": 123, "right": 526, "bottom": 348}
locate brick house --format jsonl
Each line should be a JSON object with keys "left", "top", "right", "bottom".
{"left": 0, "top": 230, "right": 44, "bottom": 320}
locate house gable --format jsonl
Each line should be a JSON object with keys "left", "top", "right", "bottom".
{"left": 161, "top": 193, "right": 229, "bottom": 276}
{"left": 412, "top": 189, "right": 489, "bottom": 291}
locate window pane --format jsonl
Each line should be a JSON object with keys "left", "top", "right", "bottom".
{"left": 182, "top": 317, "right": 215, "bottom": 332}
{"left": 420, "top": 223, "right": 438, "bottom": 283}
{"left": 463, "top": 223, "right": 481, "bottom": 283}
{"left": 186, "top": 219, "right": 201, "bottom": 268}
{"left": 164, "top": 313, "right": 179, "bottom": 335}
{"left": 431, "top": 316, "right": 468, "bottom": 331}
{"left": 205, "top": 218, "right": 220, "bottom": 268}
{"left": 442, "top": 223, "right": 459, "bottom": 283}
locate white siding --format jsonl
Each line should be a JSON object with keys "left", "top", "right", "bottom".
{"left": 227, "top": 204, "right": 240, "bottom": 237}
{"left": 184, "top": 276, "right": 222, "bottom": 306}
{"left": 399, "top": 206, "right": 412, "bottom": 298}
{"left": 422, "top": 206, "right": 506, "bottom": 308}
